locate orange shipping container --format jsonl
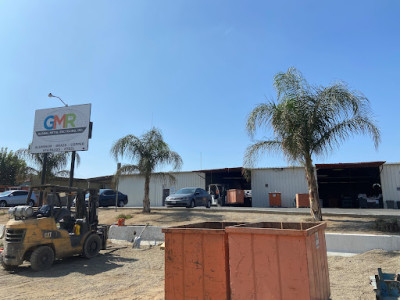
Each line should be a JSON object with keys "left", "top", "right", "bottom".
{"left": 162, "top": 222, "right": 243, "bottom": 300}
{"left": 269, "top": 192, "right": 282, "bottom": 207}
{"left": 227, "top": 189, "right": 244, "bottom": 204}
{"left": 226, "top": 222, "right": 330, "bottom": 300}
{"left": 296, "top": 193, "right": 310, "bottom": 208}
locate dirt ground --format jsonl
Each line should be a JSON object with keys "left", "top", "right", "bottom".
{"left": 1, "top": 244, "right": 398, "bottom": 300}
{"left": 1, "top": 208, "right": 399, "bottom": 299}
{"left": 95, "top": 208, "right": 398, "bottom": 235}
{"left": 0, "top": 207, "right": 398, "bottom": 235}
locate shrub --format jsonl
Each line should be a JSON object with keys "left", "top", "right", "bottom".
{"left": 116, "top": 214, "right": 132, "bottom": 220}
{"left": 374, "top": 218, "right": 400, "bottom": 232}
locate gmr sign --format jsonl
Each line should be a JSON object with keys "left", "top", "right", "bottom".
{"left": 44, "top": 113, "right": 76, "bottom": 130}
{"left": 31, "top": 104, "right": 91, "bottom": 153}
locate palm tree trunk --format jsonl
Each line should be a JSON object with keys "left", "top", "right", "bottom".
{"left": 143, "top": 174, "right": 151, "bottom": 213}
{"left": 304, "top": 155, "right": 322, "bottom": 221}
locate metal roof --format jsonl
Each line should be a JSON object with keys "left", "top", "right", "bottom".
{"left": 315, "top": 161, "right": 385, "bottom": 169}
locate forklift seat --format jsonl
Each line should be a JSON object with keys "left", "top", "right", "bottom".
{"left": 54, "top": 208, "right": 71, "bottom": 223}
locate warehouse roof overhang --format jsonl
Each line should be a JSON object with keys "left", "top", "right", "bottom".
{"left": 192, "top": 167, "right": 244, "bottom": 173}
{"left": 316, "top": 161, "right": 385, "bottom": 170}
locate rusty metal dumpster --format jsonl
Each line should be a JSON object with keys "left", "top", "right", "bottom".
{"left": 162, "top": 222, "right": 243, "bottom": 300}
{"left": 226, "top": 222, "right": 330, "bottom": 300}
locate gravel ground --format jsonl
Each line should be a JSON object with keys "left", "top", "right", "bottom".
{"left": 1, "top": 244, "right": 399, "bottom": 299}
{"left": 1, "top": 208, "right": 399, "bottom": 299}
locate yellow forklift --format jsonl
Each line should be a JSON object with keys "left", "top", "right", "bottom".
{"left": 0, "top": 185, "right": 108, "bottom": 271}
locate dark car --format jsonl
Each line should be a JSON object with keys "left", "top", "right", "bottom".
{"left": 96, "top": 189, "right": 128, "bottom": 207}
{"left": 165, "top": 187, "right": 212, "bottom": 208}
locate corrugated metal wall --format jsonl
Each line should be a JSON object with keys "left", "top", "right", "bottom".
{"left": 118, "top": 172, "right": 206, "bottom": 207}
{"left": 381, "top": 163, "right": 400, "bottom": 206}
{"left": 251, "top": 167, "right": 308, "bottom": 207}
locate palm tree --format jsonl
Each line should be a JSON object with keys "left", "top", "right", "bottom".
{"left": 110, "top": 127, "right": 183, "bottom": 213}
{"left": 17, "top": 147, "right": 80, "bottom": 183}
{"left": 245, "top": 67, "right": 380, "bottom": 221}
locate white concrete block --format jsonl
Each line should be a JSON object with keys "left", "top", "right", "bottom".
{"left": 325, "top": 233, "right": 400, "bottom": 254}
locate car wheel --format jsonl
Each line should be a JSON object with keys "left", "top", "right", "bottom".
{"left": 0, "top": 201, "right": 7, "bottom": 207}
{"left": 28, "top": 200, "right": 35, "bottom": 207}
{"left": 30, "top": 246, "right": 54, "bottom": 271}
{"left": 83, "top": 234, "right": 102, "bottom": 258}
{"left": 187, "top": 199, "right": 195, "bottom": 209}
{"left": 118, "top": 200, "right": 125, "bottom": 207}
{"left": 206, "top": 200, "right": 211, "bottom": 208}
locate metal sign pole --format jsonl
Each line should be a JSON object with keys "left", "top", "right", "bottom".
{"left": 115, "top": 163, "right": 121, "bottom": 211}
{"left": 39, "top": 153, "right": 48, "bottom": 206}
{"left": 69, "top": 151, "right": 76, "bottom": 187}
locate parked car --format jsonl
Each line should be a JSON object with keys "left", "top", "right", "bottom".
{"left": 165, "top": 187, "right": 212, "bottom": 208}
{"left": 0, "top": 190, "right": 37, "bottom": 207}
{"left": 96, "top": 189, "right": 128, "bottom": 207}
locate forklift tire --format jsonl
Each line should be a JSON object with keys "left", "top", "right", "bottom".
{"left": 0, "top": 253, "right": 18, "bottom": 272}
{"left": 30, "top": 246, "right": 54, "bottom": 271}
{"left": 83, "top": 234, "right": 102, "bottom": 259}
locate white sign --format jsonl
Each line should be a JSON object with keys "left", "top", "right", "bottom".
{"left": 31, "top": 104, "right": 91, "bottom": 154}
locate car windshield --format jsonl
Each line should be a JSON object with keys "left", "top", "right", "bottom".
{"left": 175, "top": 188, "right": 196, "bottom": 194}
{"left": 0, "top": 191, "right": 12, "bottom": 197}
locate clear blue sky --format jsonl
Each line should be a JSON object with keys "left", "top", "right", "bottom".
{"left": 0, "top": 1, "right": 399, "bottom": 178}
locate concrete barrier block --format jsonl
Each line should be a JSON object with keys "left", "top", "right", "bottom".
{"left": 108, "top": 225, "right": 164, "bottom": 242}
{"left": 325, "top": 233, "right": 400, "bottom": 254}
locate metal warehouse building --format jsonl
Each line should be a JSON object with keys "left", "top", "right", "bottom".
{"left": 119, "top": 171, "right": 205, "bottom": 207}
{"left": 116, "top": 162, "right": 400, "bottom": 209}
{"left": 252, "top": 161, "right": 400, "bottom": 209}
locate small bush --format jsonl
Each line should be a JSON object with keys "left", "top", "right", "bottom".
{"left": 374, "top": 218, "right": 400, "bottom": 232}
{"left": 117, "top": 214, "right": 132, "bottom": 220}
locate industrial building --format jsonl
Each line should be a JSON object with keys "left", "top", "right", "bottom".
{"left": 115, "top": 161, "right": 400, "bottom": 209}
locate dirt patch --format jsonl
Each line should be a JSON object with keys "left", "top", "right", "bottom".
{"left": 97, "top": 208, "right": 397, "bottom": 235}
{"left": 0, "top": 245, "right": 164, "bottom": 300}
{"left": 1, "top": 244, "right": 399, "bottom": 299}
{"left": 329, "top": 250, "right": 400, "bottom": 299}
{"left": 0, "top": 207, "right": 398, "bottom": 235}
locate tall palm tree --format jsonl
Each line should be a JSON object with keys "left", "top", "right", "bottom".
{"left": 110, "top": 127, "right": 183, "bottom": 213}
{"left": 245, "top": 67, "right": 380, "bottom": 221}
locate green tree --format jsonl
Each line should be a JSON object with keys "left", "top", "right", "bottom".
{"left": 18, "top": 147, "right": 80, "bottom": 183}
{"left": 245, "top": 67, "right": 380, "bottom": 221}
{"left": 0, "top": 148, "right": 28, "bottom": 185}
{"left": 111, "top": 127, "right": 183, "bottom": 213}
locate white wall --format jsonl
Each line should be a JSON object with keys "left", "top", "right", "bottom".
{"left": 381, "top": 163, "right": 400, "bottom": 207}
{"left": 118, "top": 172, "right": 205, "bottom": 207}
{"left": 251, "top": 167, "right": 308, "bottom": 207}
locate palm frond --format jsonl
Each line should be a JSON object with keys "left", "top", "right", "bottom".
{"left": 244, "top": 140, "right": 282, "bottom": 168}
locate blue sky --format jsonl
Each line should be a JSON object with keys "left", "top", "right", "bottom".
{"left": 0, "top": 1, "right": 399, "bottom": 178}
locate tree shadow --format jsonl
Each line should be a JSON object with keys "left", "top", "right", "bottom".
{"left": 145, "top": 209, "right": 225, "bottom": 224}
{"left": 6, "top": 249, "right": 138, "bottom": 277}
{"left": 323, "top": 218, "right": 398, "bottom": 234}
